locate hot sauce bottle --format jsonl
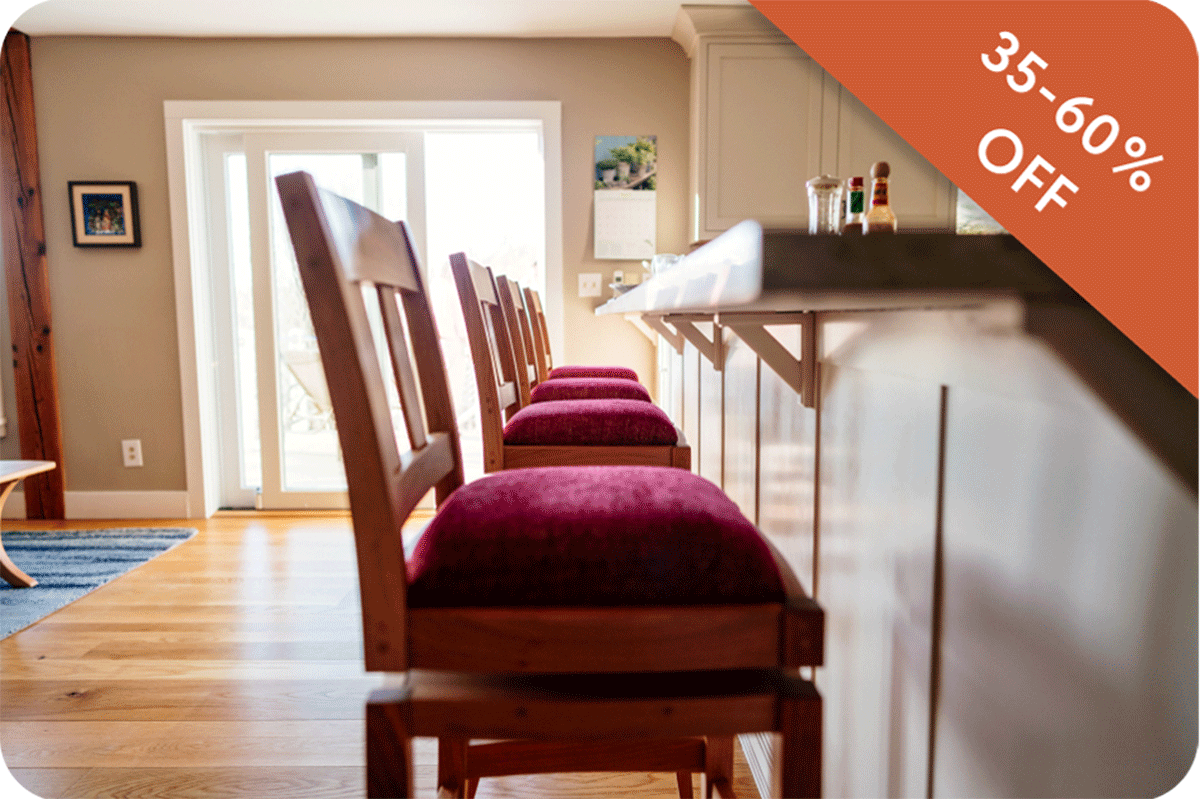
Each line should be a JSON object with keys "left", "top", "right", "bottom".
{"left": 864, "top": 161, "right": 897, "bottom": 234}
{"left": 843, "top": 176, "right": 865, "bottom": 235}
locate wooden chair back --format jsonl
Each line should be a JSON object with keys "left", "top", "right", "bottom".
{"left": 274, "top": 170, "right": 463, "bottom": 672}
{"left": 493, "top": 274, "right": 535, "bottom": 406}
{"left": 499, "top": 276, "right": 542, "bottom": 393}
{"left": 497, "top": 275, "right": 549, "bottom": 406}
{"left": 450, "top": 253, "right": 523, "bottom": 409}
{"left": 525, "top": 286, "right": 554, "bottom": 377}
{"left": 450, "top": 253, "right": 529, "bottom": 472}
{"left": 521, "top": 285, "right": 552, "bottom": 384}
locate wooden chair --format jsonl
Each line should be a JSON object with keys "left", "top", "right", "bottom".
{"left": 496, "top": 274, "right": 654, "bottom": 405}
{"left": 275, "top": 171, "right": 824, "bottom": 799}
{"left": 451, "top": 253, "right": 690, "bottom": 472}
{"left": 495, "top": 276, "right": 540, "bottom": 397}
{"left": 525, "top": 286, "right": 555, "bottom": 381}
{"left": 523, "top": 284, "right": 644, "bottom": 383}
{"left": 519, "top": 284, "right": 551, "bottom": 385}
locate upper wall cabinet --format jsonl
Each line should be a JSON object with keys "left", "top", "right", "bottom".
{"left": 700, "top": 40, "right": 824, "bottom": 237}
{"left": 674, "top": 6, "right": 955, "bottom": 242}
{"left": 828, "top": 81, "right": 954, "bottom": 232}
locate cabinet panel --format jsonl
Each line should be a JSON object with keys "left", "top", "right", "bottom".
{"left": 817, "top": 361, "right": 941, "bottom": 799}
{"left": 758, "top": 324, "right": 815, "bottom": 594}
{"left": 833, "top": 84, "right": 954, "bottom": 231}
{"left": 690, "top": 31, "right": 955, "bottom": 240}
{"left": 682, "top": 340, "right": 700, "bottom": 473}
{"left": 935, "top": 383, "right": 1197, "bottom": 798}
{"left": 698, "top": 323, "right": 723, "bottom": 485}
{"left": 656, "top": 336, "right": 684, "bottom": 426}
{"left": 722, "top": 336, "right": 758, "bottom": 520}
{"left": 700, "top": 41, "right": 823, "bottom": 238}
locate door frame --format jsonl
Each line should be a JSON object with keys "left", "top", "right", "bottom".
{"left": 165, "top": 100, "right": 563, "bottom": 518}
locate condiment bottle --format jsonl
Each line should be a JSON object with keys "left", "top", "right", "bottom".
{"left": 864, "top": 161, "right": 897, "bottom": 234}
{"left": 843, "top": 176, "right": 865, "bottom": 235}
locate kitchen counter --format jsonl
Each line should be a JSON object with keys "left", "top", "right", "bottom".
{"left": 597, "top": 220, "right": 1194, "bottom": 490}
{"left": 596, "top": 219, "right": 1197, "bottom": 799}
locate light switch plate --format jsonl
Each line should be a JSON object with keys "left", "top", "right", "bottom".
{"left": 579, "top": 273, "right": 602, "bottom": 297}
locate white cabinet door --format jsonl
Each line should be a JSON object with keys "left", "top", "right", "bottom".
{"left": 698, "top": 40, "right": 824, "bottom": 239}
{"left": 832, "top": 82, "right": 955, "bottom": 231}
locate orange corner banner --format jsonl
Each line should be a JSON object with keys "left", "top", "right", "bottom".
{"left": 751, "top": 0, "right": 1198, "bottom": 396}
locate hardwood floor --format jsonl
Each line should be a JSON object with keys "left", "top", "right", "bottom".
{"left": 1, "top": 515, "right": 758, "bottom": 798}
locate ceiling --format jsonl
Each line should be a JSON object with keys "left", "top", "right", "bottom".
{"left": 8, "top": 0, "right": 749, "bottom": 38}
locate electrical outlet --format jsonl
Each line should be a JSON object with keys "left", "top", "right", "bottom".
{"left": 122, "top": 439, "right": 143, "bottom": 468}
{"left": 612, "top": 271, "right": 624, "bottom": 286}
{"left": 578, "top": 272, "right": 602, "bottom": 297}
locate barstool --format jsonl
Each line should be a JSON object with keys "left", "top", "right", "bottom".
{"left": 276, "top": 170, "right": 823, "bottom": 799}
{"left": 451, "top": 254, "right": 691, "bottom": 472}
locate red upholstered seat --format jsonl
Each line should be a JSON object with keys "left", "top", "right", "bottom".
{"left": 530, "top": 377, "right": 651, "bottom": 404}
{"left": 549, "top": 365, "right": 639, "bottom": 381}
{"left": 407, "top": 465, "right": 785, "bottom": 608}
{"left": 502, "top": 399, "right": 677, "bottom": 446}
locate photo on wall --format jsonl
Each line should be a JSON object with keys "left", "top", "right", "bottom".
{"left": 594, "top": 135, "right": 656, "bottom": 260}
{"left": 594, "top": 135, "right": 656, "bottom": 190}
{"left": 68, "top": 181, "right": 141, "bottom": 247}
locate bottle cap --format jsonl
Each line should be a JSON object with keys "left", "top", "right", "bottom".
{"left": 848, "top": 176, "right": 864, "bottom": 187}
{"left": 806, "top": 174, "right": 842, "bottom": 191}
{"left": 870, "top": 161, "right": 890, "bottom": 178}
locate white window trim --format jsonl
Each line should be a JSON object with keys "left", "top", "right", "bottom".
{"left": 164, "top": 100, "right": 563, "bottom": 518}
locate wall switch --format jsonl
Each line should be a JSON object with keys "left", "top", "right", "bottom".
{"left": 578, "top": 272, "right": 602, "bottom": 297}
{"left": 612, "top": 271, "right": 625, "bottom": 286}
{"left": 122, "top": 439, "right": 143, "bottom": 468}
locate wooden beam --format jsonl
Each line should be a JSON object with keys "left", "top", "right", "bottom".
{"left": 1, "top": 30, "right": 65, "bottom": 519}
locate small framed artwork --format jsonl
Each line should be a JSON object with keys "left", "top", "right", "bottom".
{"left": 68, "top": 181, "right": 141, "bottom": 247}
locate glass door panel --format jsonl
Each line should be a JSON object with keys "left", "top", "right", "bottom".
{"left": 244, "top": 132, "right": 425, "bottom": 509}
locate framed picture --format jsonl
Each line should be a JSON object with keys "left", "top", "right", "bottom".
{"left": 68, "top": 181, "right": 140, "bottom": 247}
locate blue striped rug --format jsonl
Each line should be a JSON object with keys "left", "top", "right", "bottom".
{"left": 0, "top": 527, "right": 197, "bottom": 638}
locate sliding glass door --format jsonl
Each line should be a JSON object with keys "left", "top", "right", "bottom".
{"left": 200, "top": 120, "right": 547, "bottom": 510}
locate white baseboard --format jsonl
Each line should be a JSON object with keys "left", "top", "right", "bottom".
{"left": 4, "top": 491, "right": 192, "bottom": 520}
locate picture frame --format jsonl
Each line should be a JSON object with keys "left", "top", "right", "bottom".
{"left": 68, "top": 181, "right": 140, "bottom": 247}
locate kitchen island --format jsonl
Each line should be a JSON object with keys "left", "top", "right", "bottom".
{"left": 598, "top": 221, "right": 1197, "bottom": 798}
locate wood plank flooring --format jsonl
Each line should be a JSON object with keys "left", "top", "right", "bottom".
{"left": 1, "top": 516, "right": 759, "bottom": 798}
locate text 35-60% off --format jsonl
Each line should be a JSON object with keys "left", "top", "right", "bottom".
{"left": 978, "top": 31, "right": 1163, "bottom": 211}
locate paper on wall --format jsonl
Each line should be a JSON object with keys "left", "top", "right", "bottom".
{"left": 594, "top": 189, "right": 656, "bottom": 260}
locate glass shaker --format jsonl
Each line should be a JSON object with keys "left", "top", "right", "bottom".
{"left": 805, "top": 175, "right": 844, "bottom": 235}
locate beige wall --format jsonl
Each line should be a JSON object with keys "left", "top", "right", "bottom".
{"left": 5, "top": 35, "right": 690, "bottom": 493}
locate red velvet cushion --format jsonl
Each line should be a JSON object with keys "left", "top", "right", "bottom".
{"left": 549, "top": 365, "right": 639, "bottom": 382}
{"left": 531, "top": 377, "right": 651, "bottom": 404}
{"left": 407, "top": 465, "right": 785, "bottom": 607}
{"left": 502, "top": 399, "right": 677, "bottom": 446}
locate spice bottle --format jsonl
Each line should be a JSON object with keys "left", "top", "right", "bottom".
{"left": 843, "top": 176, "right": 865, "bottom": 235}
{"left": 864, "top": 161, "right": 897, "bottom": 234}
{"left": 805, "top": 175, "right": 844, "bottom": 235}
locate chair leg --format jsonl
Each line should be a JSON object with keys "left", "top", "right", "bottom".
{"left": 367, "top": 689, "right": 414, "bottom": 799}
{"left": 778, "top": 682, "right": 822, "bottom": 798}
{"left": 704, "top": 736, "right": 735, "bottom": 798}
{"left": 677, "top": 770, "right": 694, "bottom": 798}
{"left": 438, "top": 738, "right": 469, "bottom": 798}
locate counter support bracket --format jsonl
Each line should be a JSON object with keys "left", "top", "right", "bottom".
{"left": 622, "top": 313, "right": 661, "bottom": 348}
{"left": 665, "top": 313, "right": 724, "bottom": 370}
{"left": 720, "top": 312, "right": 817, "bottom": 408}
{"left": 640, "top": 314, "right": 684, "bottom": 354}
